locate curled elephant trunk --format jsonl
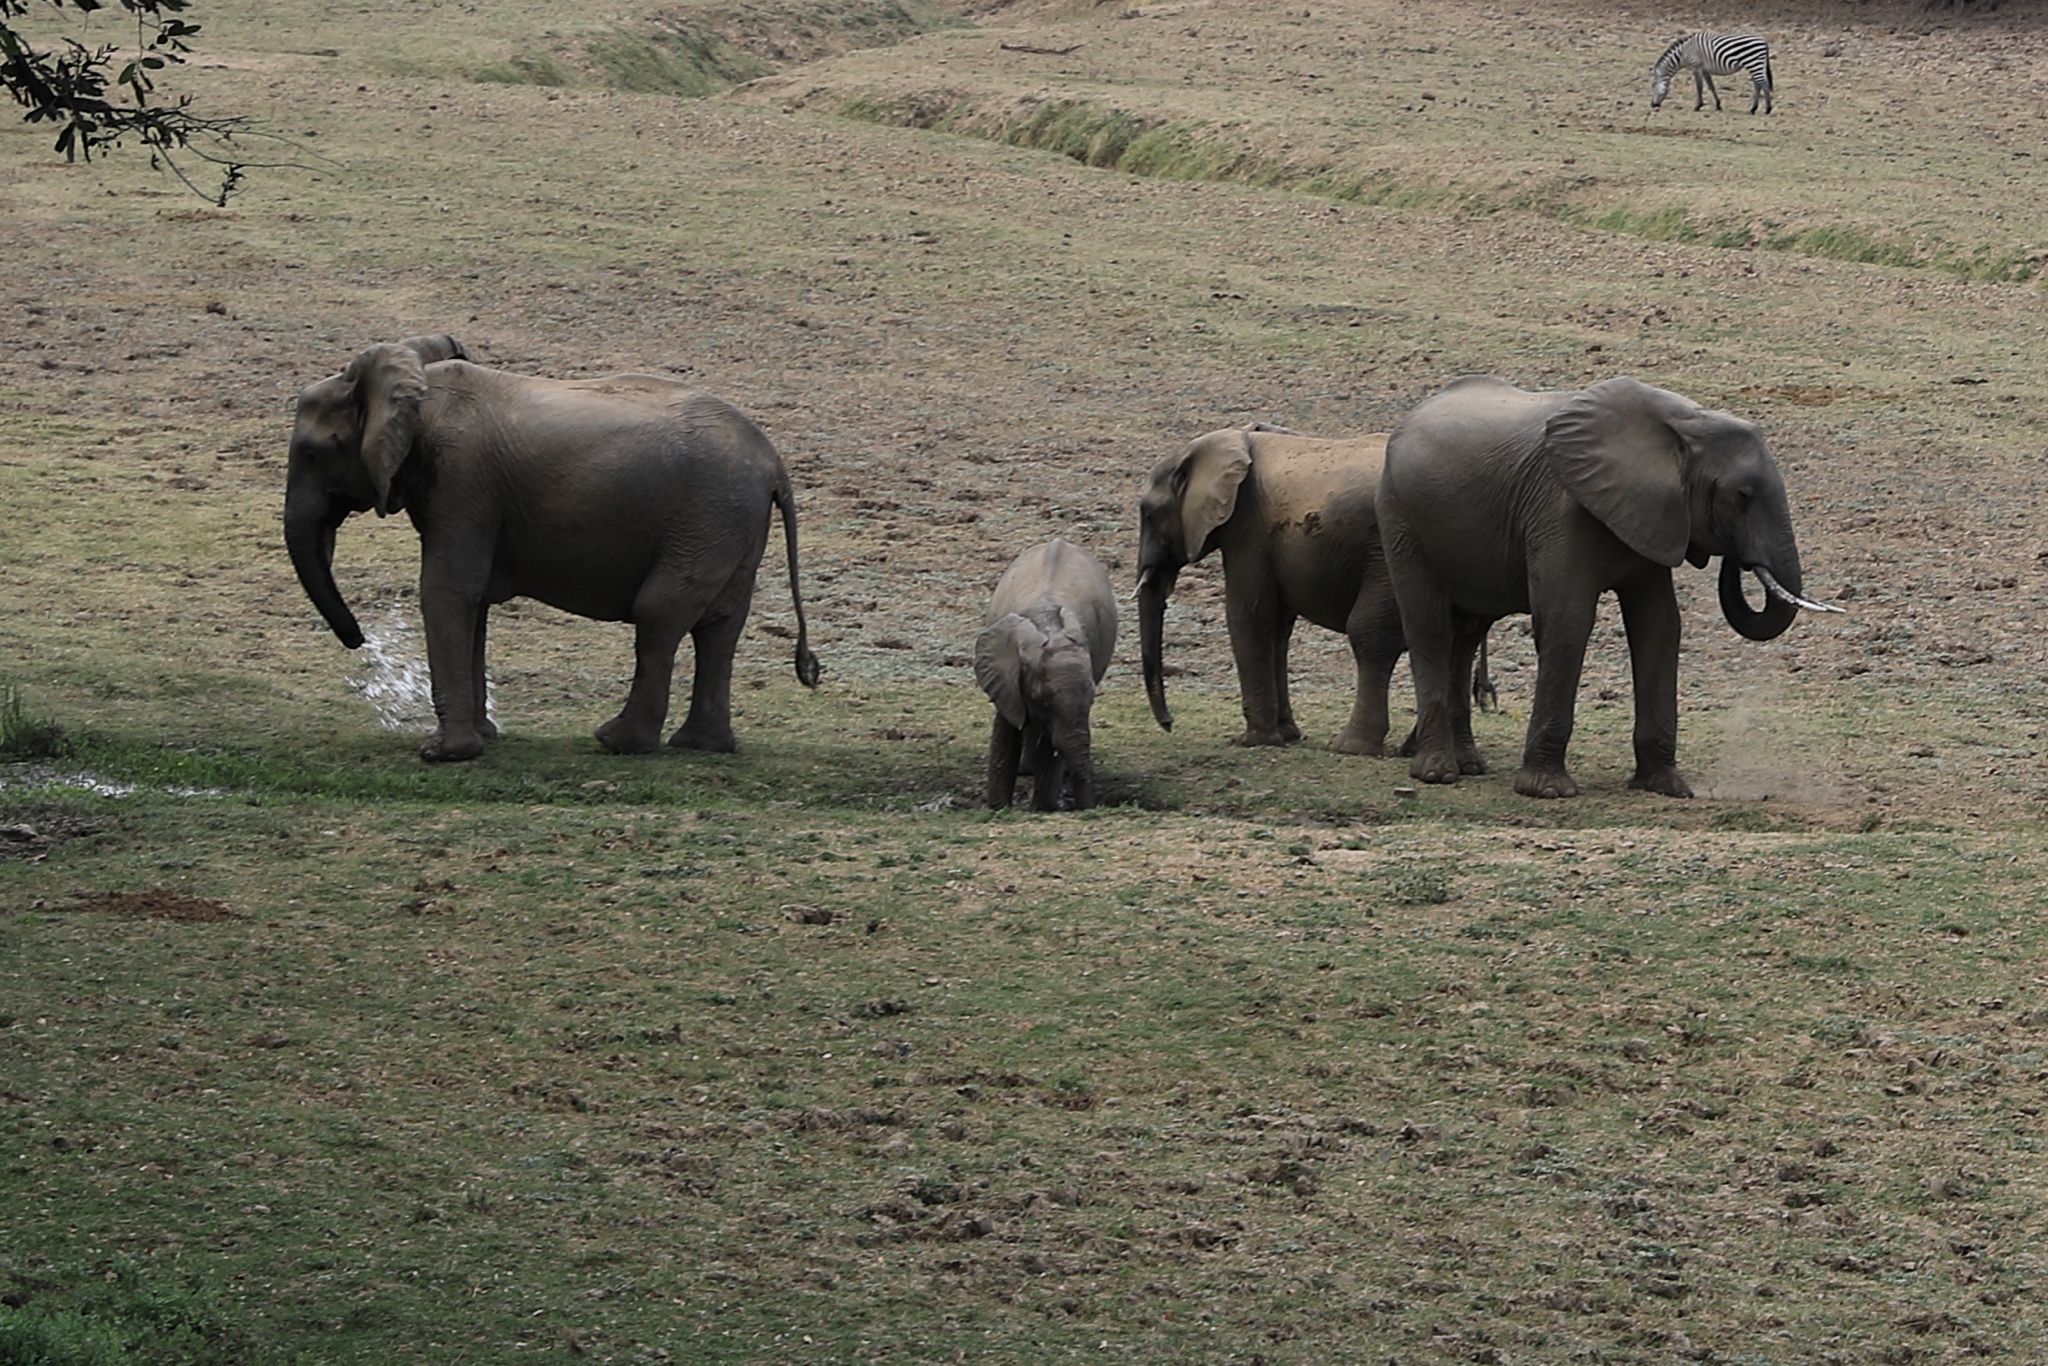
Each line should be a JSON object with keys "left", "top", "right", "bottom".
{"left": 1138, "top": 565, "right": 1178, "bottom": 732}
{"left": 285, "top": 491, "right": 364, "bottom": 650}
{"left": 1718, "top": 555, "right": 1803, "bottom": 643}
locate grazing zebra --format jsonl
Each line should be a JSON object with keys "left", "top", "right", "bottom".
{"left": 1650, "top": 32, "right": 1774, "bottom": 114}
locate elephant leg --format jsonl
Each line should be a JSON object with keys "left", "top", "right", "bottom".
{"left": 596, "top": 566, "right": 721, "bottom": 754}
{"left": 986, "top": 714, "right": 1022, "bottom": 810}
{"left": 1273, "top": 614, "right": 1302, "bottom": 743}
{"left": 1445, "top": 614, "right": 1492, "bottom": 775}
{"left": 1515, "top": 590, "right": 1596, "bottom": 798}
{"left": 1331, "top": 589, "right": 1402, "bottom": 757}
{"left": 1227, "top": 578, "right": 1295, "bottom": 747}
{"left": 418, "top": 555, "right": 491, "bottom": 763}
{"left": 471, "top": 606, "right": 498, "bottom": 742}
{"left": 1390, "top": 559, "right": 1465, "bottom": 784}
{"left": 1617, "top": 570, "right": 1691, "bottom": 798}
{"left": 670, "top": 606, "right": 749, "bottom": 753}
{"left": 595, "top": 611, "right": 689, "bottom": 755}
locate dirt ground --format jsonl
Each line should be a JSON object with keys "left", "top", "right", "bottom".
{"left": 3, "top": 0, "right": 2046, "bottom": 827}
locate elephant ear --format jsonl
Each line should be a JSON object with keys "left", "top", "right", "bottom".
{"left": 344, "top": 343, "right": 430, "bottom": 517}
{"left": 1173, "top": 430, "right": 1253, "bottom": 563}
{"left": 1542, "top": 376, "right": 1692, "bottom": 568}
{"left": 1050, "top": 605, "right": 1108, "bottom": 684}
{"left": 396, "top": 333, "right": 469, "bottom": 364}
{"left": 975, "top": 614, "right": 1046, "bottom": 729}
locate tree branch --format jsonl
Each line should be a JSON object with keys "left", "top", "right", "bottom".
{"left": 2, "top": 0, "right": 252, "bottom": 202}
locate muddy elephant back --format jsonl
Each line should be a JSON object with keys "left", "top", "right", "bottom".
{"left": 1247, "top": 431, "right": 1390, "bottom": 514}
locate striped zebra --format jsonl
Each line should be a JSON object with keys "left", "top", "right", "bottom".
{"left": 1650, "top": 32, "right": 1774, "bottom": 114}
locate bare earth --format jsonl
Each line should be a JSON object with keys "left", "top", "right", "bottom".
{"left": 5, "top": 0, "right": 2046, "bottom": 834}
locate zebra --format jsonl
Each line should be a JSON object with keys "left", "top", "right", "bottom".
{"left": 1650, "top": 32, "right": 1774, "bottom": 114}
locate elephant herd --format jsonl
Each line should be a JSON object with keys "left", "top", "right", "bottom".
{"left": 287, "top": 336, "right": 1838, "bottom": 808}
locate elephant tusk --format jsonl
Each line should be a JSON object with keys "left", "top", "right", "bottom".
{"left": 1136, "top": 565, "right": 1155, "bottom": 595}
{"left": 1753, "top": 565, "right": 1844, "bottom": 614}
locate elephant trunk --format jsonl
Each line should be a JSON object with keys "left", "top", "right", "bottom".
{"left": 1138, "top": 564, "right": 1179, "bottom": 731}
{"left": 1054, "top": 718, "right": 1095, "bottom": 811}
{"left": 285, "top": 482, "right": 365, "bottom": 650}
{"left": 1718, "top": 553, "right": 1801, "bottom": 643}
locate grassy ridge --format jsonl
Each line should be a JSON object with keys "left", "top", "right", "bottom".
{"left": 475, "top": 0, "right": 969, "bottom": 95}
{"left": 837, "top": 91, "right": 2045, "bottom": 282}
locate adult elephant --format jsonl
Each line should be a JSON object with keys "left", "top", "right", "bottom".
{"left": 285, "top": 335, "right": 821, "bottom": 762}
{"left": 1377, "top": 374, "right": 1838, "bottom": 798}
{"left": 1137, "top": 425, "right": 1406, "bottom": 756}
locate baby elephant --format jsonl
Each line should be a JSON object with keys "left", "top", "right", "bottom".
{"left": 975, "top": 539, "right": 1118, "bottom": 811}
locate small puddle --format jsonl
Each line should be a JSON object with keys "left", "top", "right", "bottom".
{"left": 0, "top": 767, "right": 218, "bottom": 799}
{"left": 0, "top": 606, "right": 495, "bottom": 800}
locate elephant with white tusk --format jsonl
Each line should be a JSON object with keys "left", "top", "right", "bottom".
{"left": 1377, "top": 374, "right": 1839, "bottom": 799}
{"left": 975, "top": 539, "right": 1118, "bottom": 811}
{"left": 284, "top": 336, "right": 821, "bottom": 762}
{"left": 1137, "top": 425, "right": 1410, "bottom": 756}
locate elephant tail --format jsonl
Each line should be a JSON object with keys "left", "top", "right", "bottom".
{"left": 774, "top": 468, "right": 823, "bottom": 688}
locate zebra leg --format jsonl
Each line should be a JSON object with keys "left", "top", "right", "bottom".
{"left": 1701, "top": 69, "right": 1722, "bottom": 111}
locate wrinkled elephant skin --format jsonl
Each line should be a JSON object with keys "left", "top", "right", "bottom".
{"left": 285, "top": 336, "right": 821, "bottom": 762}
{"left": 1377, "top": 374, "right": 1831, "bottom": 799}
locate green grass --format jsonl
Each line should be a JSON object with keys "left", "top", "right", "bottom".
{"left": 584, "top": 31, "right": 769, "bottom": 97}
{"left": 10, "top": 757, "right": 2048, "bottom": 1360}
{"left": 470, "top": 53, "right": 571, "bottom": 88}
{"left": 1, "top": 685, "right": 72, "bottom": 762}
{"left": 0, "top": 1260, "right": 252, "bottom": 1366}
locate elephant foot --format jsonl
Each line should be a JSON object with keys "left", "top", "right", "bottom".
{"left": 1397, "top": 727, "right": 1420, "bottom": 758}
{"left": 1326, "top": 730, "right": 1387, "bottom": 758}
{"left": 1236, "top": 728, "right": 1299, "bottom": 748}
{"left": 595, "top": 716, "right": 660, "bottom": 755}
{"left": 1514, "top": 765, "right": 1579, "bottom": 799}
{"left": 477, "top": 716, "right": 500, "bottom": 741}
{"left": 1279, "top": 720, "right": 1303, "bottom": 743}
{"left": 669, "top": 723, "right": 738, "bottom": 754}
{"left": 1629, "top": 766, "right": 1693, "bottom": 798}
{"left": 1458, "top": 747, "right": 1489, "bottom": 776}
{"left": 1409, "top": 751, "right": 1464, "bottom": 785}
{"left": 420, "top": 729, "right": 486, "bottom": 763}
